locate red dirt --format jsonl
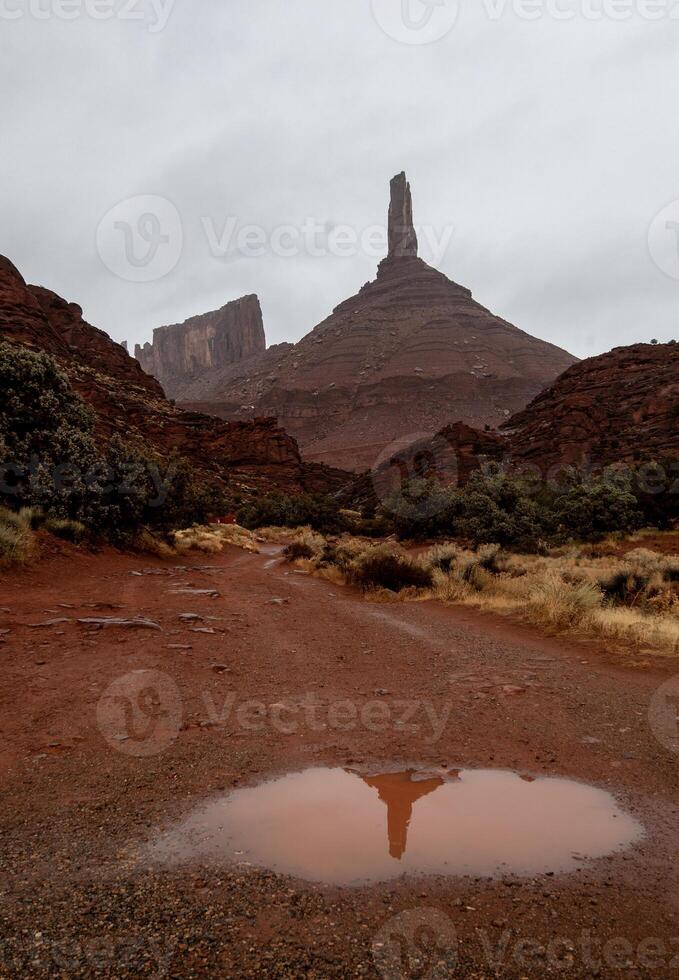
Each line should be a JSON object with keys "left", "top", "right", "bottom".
{"left": 2, "top": 544, "right": 679, "bottom": 977}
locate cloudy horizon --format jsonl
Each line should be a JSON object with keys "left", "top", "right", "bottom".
{"left": 3, "top": 0, "right": 679, "bottom": 362}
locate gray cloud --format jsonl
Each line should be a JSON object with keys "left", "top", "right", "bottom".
{"left": 1, "top": 0, "right": 678, "bottom": 361}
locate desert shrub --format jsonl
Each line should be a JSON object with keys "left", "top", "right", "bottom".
{"left": 0, "top": 342, "right": 103, "bottom": 521}
{"left": 144, "top": 455, "right": 229, "bottom": 532}
{"left": 597, "top": 550, "right": 678, "bottom": 609}
{"left": 237, "top": 492, "right": 347, "bottom": 534}
{"left": 131, "top": 529, "right": 176, "bottom": 559}
{"left": 283, "top": 529, "right": 326, "bottom": 561}
{"left": 476, "top": 543, "right": 503, "bottom": 573}
{"left": 423, "top": 543, "right": 462, "bottom": 574}
{"left": 172, "top": 523, "right": 259, "bottom": 555}
{"left": 284, "top": 540, "right": 315, "bottom": 561}
{"left": 347, "top": 547, "right": 434, "bottom": 593}
{"left": 352, "top": 515, "right": 395, "bottom": 538}
{"left": 598, "top": 569, "right": 652, "bottom": 605}
{"left": 551, "top": 470, "right": 644, "bottom": 541}
{"left": 632, "top": 457, "right": 679, "bottom": 529}
{"left": 459, "top": 558, "right": 491, "bottom": 592}
{"left": 43, "top": 518, "right": 87, "bottom": 543}
{"left": 379, "top": 478, "right": 461, "bottom": 540}
{"left": 528, "top": 574, "right": 602, "bottom": 630}
{"left": 316, "top": 536, "right": 371, "bottom": 571}
{"left": 455, "top": 470, "right": 549, "bottom": 550}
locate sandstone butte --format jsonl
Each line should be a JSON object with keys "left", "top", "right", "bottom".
{"left": 0, "top": 255, "right": 349, "bottom": 498}
{"left": 139, "top": 173, "right": 577, "bottom": 473}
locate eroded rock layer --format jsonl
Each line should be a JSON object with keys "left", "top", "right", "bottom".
{"left": 0, "top": 256, "right": 348, "bottom": 497}
{"left": 503, "top": 342, "right": 679, "bottom": 473}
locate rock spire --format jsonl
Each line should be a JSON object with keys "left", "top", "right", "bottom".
{"left": 387, "top": 171, "right": 418, "bottom": 258}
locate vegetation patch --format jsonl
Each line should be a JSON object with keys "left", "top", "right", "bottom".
{"left": 281, "top": 527, "right": 679, "bottom": 656}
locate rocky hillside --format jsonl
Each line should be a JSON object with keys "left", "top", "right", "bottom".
{"left": 135, "top": 294, "right": 266, "bottom": 398}
{"left": 0, "top": 256, "right": 348, "bottom": 498}
{"left": 351, "top": 340, "right": 679, "bottom": 497}
{"left": 504, "top": 342, "right": 679, "bottom": 473}
{"left": 172, "top": 173, "right": 576, "bottom": 472}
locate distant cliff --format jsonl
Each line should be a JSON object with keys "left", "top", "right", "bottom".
{"left": 135, "top": 295, "right": 266, "bottom": 398}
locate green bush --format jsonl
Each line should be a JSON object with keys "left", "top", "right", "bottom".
{"left": 551, "top": 470, "right": 643, "bottom": 540}
{"left": 0, "top": 342, "right": 102, "bottom": 521}
{"left": 379, "top": 462, "right": 673, "bottom": 550}
{"left": 237, "top": 492, "right": 347, "bottom": 534}
{"left": 380, "top": 478, "right": 461, "bottom": 539}
{"left": 0, "top": 343, "right": 227, "bottom": 540}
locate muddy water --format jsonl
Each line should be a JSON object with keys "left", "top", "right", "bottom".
{"left": 148, "top": 768, "right": 643, "bottom": 886}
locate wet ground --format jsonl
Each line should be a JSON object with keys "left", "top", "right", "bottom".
{"left": 2, "top": 542, "right": 679, "bottom": 977}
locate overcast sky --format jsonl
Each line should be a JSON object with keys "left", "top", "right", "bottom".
{"left": 2, "top": 0, "right": 679, "bottom": 360}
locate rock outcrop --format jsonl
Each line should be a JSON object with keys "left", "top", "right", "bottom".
{"left": 135, "top": 295, "right": 266, "bottom": 398}
{"left": 176, "top": 174, "right": 576, "bottom": 472}
{"left": 365, "top": 340, "right": 679, "bottom": 496}
{"left": 503, "top": 342, "right": 679, "bottom": 474}
{"left": 0, "top": 256, "right": 348, "bottom": 498}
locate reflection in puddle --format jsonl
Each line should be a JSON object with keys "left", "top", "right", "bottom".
{"left": 148, "top": 768, "right": 643, "bottom": 885}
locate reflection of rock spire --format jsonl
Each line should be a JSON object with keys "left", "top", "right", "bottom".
{"left": 363, "top": 771, "right": 443, "bottom": 859}
{"left": 388, "top": 172, "right": 419, "bottom": 259}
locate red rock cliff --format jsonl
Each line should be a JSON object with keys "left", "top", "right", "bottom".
{"left": 135, "top": 295, "right": 266, "bottom": 398}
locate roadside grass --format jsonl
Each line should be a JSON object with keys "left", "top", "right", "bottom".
{"left": 42, "top": 518, "right": 87, "bottom": 543}
{"left": 0, "top": 506, "right": 35, "bottom": 566}
{"left": 280, "top": 528, "right": 679, "bottom": 656}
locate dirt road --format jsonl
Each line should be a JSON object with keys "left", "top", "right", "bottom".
{"left": 2, "top": 543, "right": 679, "bottom": 977}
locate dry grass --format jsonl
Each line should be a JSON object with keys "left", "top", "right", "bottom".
{"left": 0, "top": 507, "right": 35, "bottom": 566}
{"left": 285, "top": 527, "right": 679, "bottom": 657}
{"left": 423, "top": 542, "right": 679, "bottom": 656}
{"left": 131, "top": 529, "right": 176, "bottom": 559}
{"left": 282, "top": 528, "right": 326, "bottom": 561}
{"left": 42, "top": 518, "right": 87, "bottom": 543}
{"left": 172, "top": 523, "right": 260, "bottom": 555}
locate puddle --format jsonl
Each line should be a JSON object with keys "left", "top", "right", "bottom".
{"left": 147, "top": 767, "right": 643, "bottom": 886}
